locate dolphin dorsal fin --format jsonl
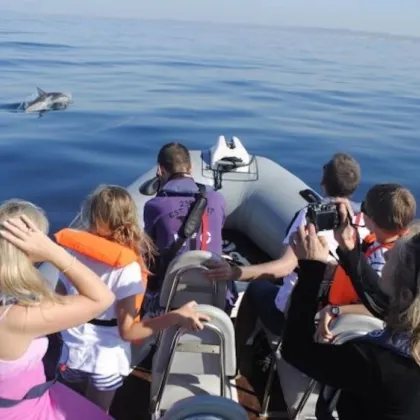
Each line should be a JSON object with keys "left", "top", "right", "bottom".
{"left": 36, "top": 87, "right": 47, "bottom": 97}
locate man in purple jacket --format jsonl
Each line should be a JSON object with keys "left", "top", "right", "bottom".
{"left": 142, "top": 142, "right": 233, "bottom": 317}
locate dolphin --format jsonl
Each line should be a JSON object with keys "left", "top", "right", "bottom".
{"left": 23, "top": 87, "right": 72, "bottom": 113}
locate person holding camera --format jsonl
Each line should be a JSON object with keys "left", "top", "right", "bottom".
{"left": 282, "top": 205, "right": 420, "bottom": 420}
{"left": 205, "top": 153, "right": 368, "bottom": 369}
{"left": 316, "top": 183, "right": 416, "bottom": 342}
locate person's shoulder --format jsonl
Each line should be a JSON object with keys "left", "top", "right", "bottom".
{"left": 144, "top": 195, "right": 166, "bottom": 216}
{"left": 144, "top": 195, "right": 161, "bottom": 208}
{"left": 205, "top": 188, "right": 225, "bottom": 204}
{"left": 110, "top": 261, "right": 144, "bottom": 299}
{"left": 111, "top": 261, "right": 142, "bottom": 285}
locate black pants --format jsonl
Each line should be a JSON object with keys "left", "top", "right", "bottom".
{"left": 235, "top": 279, "right": 285, "bottom": 369}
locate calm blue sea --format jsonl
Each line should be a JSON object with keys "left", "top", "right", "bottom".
{"left": 1, "top": 12, "right": 420, "bottom": 234}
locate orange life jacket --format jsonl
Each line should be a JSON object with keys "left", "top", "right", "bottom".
{"left": 328, "top": 232, "right": 402, "bottom": 306}
{"left": 54, "top": 228, "right": 149, "bottom": 322}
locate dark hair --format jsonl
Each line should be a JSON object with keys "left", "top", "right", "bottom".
{"left": 157, "top": 142, "right": 191, "bottom": 175}
{"left": 322, "top": 153, "right": 361, "bottom": 197}
{"left": 364, "top": 183, "right": 416, "bottom": 233}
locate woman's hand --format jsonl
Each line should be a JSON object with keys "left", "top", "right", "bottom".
{"left": 0, "top": 215, "right": 62, "bottom": 263}
{"left": 290, "top": 224, "right": 330, "bottom": 263}
{"left": 173, "top": 301, "right": 211, "bottom": 331}
{"left": 332, "top": 199, "right": 357, "bottom": 252}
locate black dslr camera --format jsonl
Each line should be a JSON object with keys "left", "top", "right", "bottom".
{"left": 306, "top": 203, "right": 340, "bottom": 232}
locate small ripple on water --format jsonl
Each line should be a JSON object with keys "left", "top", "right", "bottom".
{"left": 0, "top": 41, "right": 74, "bottom": 49}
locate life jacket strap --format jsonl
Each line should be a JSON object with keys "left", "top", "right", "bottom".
{"left": 88, "top": 318, "right": 118, "bottom": 327}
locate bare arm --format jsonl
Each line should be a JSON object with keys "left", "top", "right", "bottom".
{"left": 206, "top": 244, "right": 298, "bottom": 283}
{"left": 2, "top": 216, "right": 115, "bottom": 338}
{"left": 116, "top": 296, "right": 210, "bottom": 342}
{"left": 239, "top": 244, "right": 298, "bottom": 281}
{"left": 338, "top": 304, "right": 374, "bottom": 317}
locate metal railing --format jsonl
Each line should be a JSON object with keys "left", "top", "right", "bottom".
{"left": 150, "top": 322, "right": 227, "bottom": 417}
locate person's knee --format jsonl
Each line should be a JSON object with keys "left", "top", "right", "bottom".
{"left": 246, "top": 279, "right": 273, "bottom": 306}
{"left": 246, "top": 279, "right": 263, "bottom": 299}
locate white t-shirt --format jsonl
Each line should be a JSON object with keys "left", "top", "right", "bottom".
{"left": 274, "top": 206, "right": 370, "bottom": 312}
{"left": 60, "top": 250, "right": 144, "bottom": 377}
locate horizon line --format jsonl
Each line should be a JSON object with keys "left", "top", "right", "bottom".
{"left": 2, "top": 8, "right": 419, "bottom": 40}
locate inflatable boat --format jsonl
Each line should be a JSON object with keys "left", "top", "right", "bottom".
{"left": 39, "top": 136, "right": 384, "bottom": 419}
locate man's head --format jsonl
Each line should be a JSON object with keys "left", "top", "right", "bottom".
{"left": 321, "top": 153, "right": 361, "bottom": 198}
{"left": 157, "top": 142, "right": 192, "bottom": 180}
{"left": 362, "top": 183, "right": 416, "bottom": 238}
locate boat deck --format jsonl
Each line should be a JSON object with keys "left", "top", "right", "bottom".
{"left": 110, "top": 229, "right": 287, "bottom": 419}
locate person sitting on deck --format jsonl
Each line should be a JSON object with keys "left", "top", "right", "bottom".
{"left": 282, "top": 208, "right": 420, "bottom": 420}
{"left": 316, "top": 183, "right": 416, "bottom": 342}
{"left": 0, "top": 199, "right": 115, "bottom": 420}
{"left": 205, "top": 153, "right": 368, "bottom": 368}
{"left": 142, "top": 142, "right": 237, "bottom": 317}
{"left": 55, "top": 185, "right": 210, "bottom": 413}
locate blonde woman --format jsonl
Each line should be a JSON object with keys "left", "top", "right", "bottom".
{"left": 56, "top": 185, "right": 209, "bottom": 413}
{"left": 0, "top": 199, "right": 115, "bottom": 420}
{"left": 282, "top": 204, "right": 420, "bottom": 420}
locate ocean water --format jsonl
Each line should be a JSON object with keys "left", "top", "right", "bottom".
{"left": 1, "top": 12, "right": 420, "bottom": 234}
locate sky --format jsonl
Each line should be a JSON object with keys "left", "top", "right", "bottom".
{"left": 2, "top": 0, "right": 420, "bottom": 38}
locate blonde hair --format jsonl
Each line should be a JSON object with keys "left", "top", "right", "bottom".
{"left": 0, "top": 199, "right": 58, "bottom": 306}
{"left": 84, "top": 185, "right": 156, "bottom": 266}
{"left": 385, "top": 230, "right": 420, "bottom": 365}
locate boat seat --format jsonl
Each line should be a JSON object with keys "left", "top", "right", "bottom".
{"left": 150, "top": 304, "right": 236, "bottom": 417}
{"left": 161, "top": 395, "right": 248, "bottom": 419}
{"left": 159, "top": 250, "right": 227, "bottom": 312}
{"left": 260, "top": 314, "right": 384, "bottom": 419}
{"left": 138, "top": 250, "right": 228, "bottom": 368}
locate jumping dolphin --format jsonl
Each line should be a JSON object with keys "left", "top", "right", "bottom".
{"left": 23, "top": 87, "right": 72, "bottom": 113}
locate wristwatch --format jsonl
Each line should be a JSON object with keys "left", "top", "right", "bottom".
{"left": 329, "top": 305, "right": 340, "bottom": 317}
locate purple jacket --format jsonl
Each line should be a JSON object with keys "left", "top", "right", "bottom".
{"left": 143, "top": 177, "right": 226, "bottom": 256}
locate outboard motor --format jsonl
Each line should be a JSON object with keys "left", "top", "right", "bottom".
{"left": 208, "top": 136, "right": 254, "bottom": 190}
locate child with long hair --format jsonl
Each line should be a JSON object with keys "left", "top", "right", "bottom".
{"left": 0, "top": 199, "right": 115, "bottom": 420}
{"left": 56, "top": 185, "right": 209, "bottom": 412}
